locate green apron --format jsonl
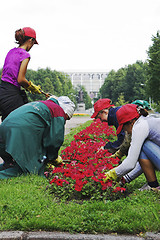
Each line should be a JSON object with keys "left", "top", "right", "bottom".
{"left": 0, "top": 100, "right": 65, "bottom": 177}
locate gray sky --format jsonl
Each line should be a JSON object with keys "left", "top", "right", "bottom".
{"left": 0, "top": 0, "right": 160, "bottom": 72}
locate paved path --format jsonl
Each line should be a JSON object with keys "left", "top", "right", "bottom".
{"left": 0, "top": 231, "right": 159, "bottom": 239}
{"left": 65, "top": 115, "right": 92, "bottom": 135}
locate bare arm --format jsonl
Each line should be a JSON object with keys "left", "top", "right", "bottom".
{"left": 17, "top": 58, "right": 30, "bottom": 88}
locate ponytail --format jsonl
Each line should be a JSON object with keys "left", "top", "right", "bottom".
{"left": 15, "top": 28, "right": 32, "bottom": 45}
{"left": 15, "top": 29, "right": 25, "bottom": 45}
{"left": 137, "top": 106, "right": 149, "bottom": 117}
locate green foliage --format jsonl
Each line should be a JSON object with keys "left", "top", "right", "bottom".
{"left": 115, "top": 94, "right": 128, "bottom": 106}
{"left": 25, "top": 68, "right": 76, "bottom": 103}
{"left": 151, "top": 102, "right": 160, "bottom": 113}
{"left": 100, "top": 61, "right": 149, "bottom": 104}
{"left": 147, "top": 31, "right": 160, "bottom": 103}
{"left": 99, "top": 69, "right": 117, "bottom": 101}
{"left": 123, "top": 61, "right": 149, "bottom": 102}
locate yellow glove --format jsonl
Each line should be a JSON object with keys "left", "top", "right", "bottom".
{"left": 26, "top": 81, "right": 42, "bottom": 94}
{"left": 55, "top": 156, "right": 63, "bottom": 164}
{"left": 103, "top": 168, "right": 118, "bottom": 182}
{"left": 110, "top": 150, "right": 123, "bottom": 159}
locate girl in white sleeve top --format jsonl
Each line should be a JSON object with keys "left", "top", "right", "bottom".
{"left": 103, "top": 104, "right": 160, "bottom": 191}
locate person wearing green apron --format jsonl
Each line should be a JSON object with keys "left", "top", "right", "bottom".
{"left": 0, "top": 96, "right": 75, "bottom": 179}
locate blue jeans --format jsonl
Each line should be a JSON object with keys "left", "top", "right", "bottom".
{"left": 139, "top": 140, "right": 160, "bottom": 170}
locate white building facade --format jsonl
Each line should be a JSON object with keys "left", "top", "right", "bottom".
{"left": 64, "top": 72, "right": 108, "bottom": 99}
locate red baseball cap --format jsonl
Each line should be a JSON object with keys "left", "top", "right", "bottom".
{"left": 116, "top": 104, "right": 140, "bottom": 134}
{"left": 23, "top": 27, "right": 38, "bottom": 44}
{"left": 91, "top": 98, "right": 114, "bottom": 118}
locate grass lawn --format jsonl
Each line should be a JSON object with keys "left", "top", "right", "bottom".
{"left": 0, "top": 121, "right": 159, "bottom": 234}
{"left": 0, "top": 174, "right": 159, "bottom": 234}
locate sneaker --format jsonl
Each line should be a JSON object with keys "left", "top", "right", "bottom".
{"left": 138, "top": 183, "right": 152, "bottom": 191}
{"left": 151, "top": 186, "right": 160, "bottom": 192}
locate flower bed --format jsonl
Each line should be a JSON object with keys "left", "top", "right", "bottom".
{"left": 46, "top": 119, "right": 126, "bottom": 201}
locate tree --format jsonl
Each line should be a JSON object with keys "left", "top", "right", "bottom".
{"left": 115, "top": 94, "right": 128, "bottom": 107}
{"left": 43, "top": 77, "right": 55, "bottom": 94}
{"left": 111, "top": 68, "right": 126, "bottom": 102}
{"left": 99, "top": 70, "right": 116, "bottom": 101}
{"left": 123, "top": 61, "right": 148, "bottom": 102}
{"left": 147, "top": 31, "right": 160, "bottom": 103}
{"left": 99, "top": 61, "right": 148, "bottom": 104}
{"left": 25, "top": 68, "right": 76, "bottom": 103}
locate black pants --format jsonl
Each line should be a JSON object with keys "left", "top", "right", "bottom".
{"left": 0, "top": 81, "right": 28, "bottom": 121}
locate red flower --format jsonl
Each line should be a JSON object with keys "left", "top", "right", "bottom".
{"left": 84, "top": 170, "right": 94, "bottom": 177}
{"left": 55, "top": 179, "right": 64, "bottom": 187}
{"left": 63, "top": 169, "right": 72, "bottom": 177}
{"left": 113, "top": 187, "right": 126, "bottom": 193}
{"left": 48, "top": 119, "right": 126, "bottom": 196}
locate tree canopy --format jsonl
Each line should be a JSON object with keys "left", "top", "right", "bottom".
{"left": 25, "top": 68, "right": 75, "bottom": 102}
{"left": 147, "top": 31, "right": 160, "bottom": 103}
{"left": 99, "top": 61, "right": 149, "bottom": 104}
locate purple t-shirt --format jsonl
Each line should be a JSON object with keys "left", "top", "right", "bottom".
{"left": 1, "top": 48, "right": 30, "bottom": 88}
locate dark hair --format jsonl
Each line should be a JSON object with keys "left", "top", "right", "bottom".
{"left": 137, "top": 107, "right": 149, "bottom": 117}
{"left": 15, "top": 28, "right": 33, "bottom": 45}
{"left": 123, "top": 118, "right": 139, "bottom": 127}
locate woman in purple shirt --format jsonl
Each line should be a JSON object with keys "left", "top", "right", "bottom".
{"left": 0, "top": 27, "right": 42, "bottom": 121}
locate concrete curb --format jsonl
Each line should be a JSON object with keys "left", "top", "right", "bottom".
{"left": 0, "top": 231, "right": 159, "bottom": 240}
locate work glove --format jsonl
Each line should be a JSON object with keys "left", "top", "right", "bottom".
{"left": 103, "top": 168, "right": 118, "bottom": 182}
{"left": 26, "top": 81, "right": 42, "bottom": 94}
{"left": 52, "top": 156, "right": 63, "bottom": 166}
{"left": 48, "top": 156, "right": 63, "bottom": 166}
{"left": 55, "top": 156, "right": 63, "bottom": 164}
{"left": 110, "top": 149, "right": 123, "bottom": 159}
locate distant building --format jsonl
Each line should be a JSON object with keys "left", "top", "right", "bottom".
{"left": 64, "top": 72, "right": 108, "bottom": 99}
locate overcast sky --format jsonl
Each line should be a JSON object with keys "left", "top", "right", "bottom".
{"left": 0, "top": 0, "right": 160, "bottom": 72}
